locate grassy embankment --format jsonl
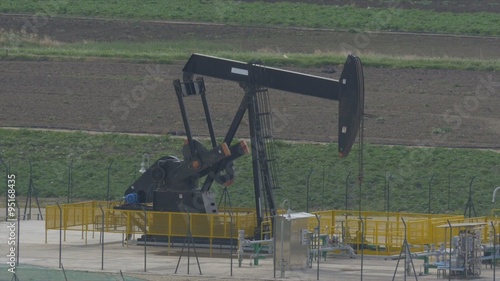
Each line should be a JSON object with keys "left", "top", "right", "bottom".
{"left": 1, "top": 129, "right": 499, "bottom": 216}
{"left": 1, "top": 1, "right": 499, "bottom": 35}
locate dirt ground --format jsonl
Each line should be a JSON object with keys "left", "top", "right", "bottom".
{"left": 0, "top": 13, "right": 499, "bottom": 149}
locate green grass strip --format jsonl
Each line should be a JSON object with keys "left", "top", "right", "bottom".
{"left": 1, "top": 40, "right": 499, "bottom": 71}
{"left": 0, "top": 0, "right": 499, "bottom": 36}
{"left": 1, "top": 128, "right": 500, "bottom": 215}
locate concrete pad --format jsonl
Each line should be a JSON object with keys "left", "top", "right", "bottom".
{"left": 1, "top": 220, "right": 498, "bottom": 281}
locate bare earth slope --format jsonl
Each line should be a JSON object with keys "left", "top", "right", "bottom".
{"left": 0, "top": 14, "right": 499, "bottom": 148}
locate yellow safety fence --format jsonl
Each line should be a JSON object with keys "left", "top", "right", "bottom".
{"left": 46, "top": 201, "right": 500, "bottom": 256}
{"left": 308, "top": 210, "right": 500, "bottom": 255}
{"left": 45, "top": 201, "right": 258, "bottom": 251}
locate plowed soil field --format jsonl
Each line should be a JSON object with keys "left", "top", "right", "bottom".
{"left": 0, "top": 13, "right": 499, "bottom": 148}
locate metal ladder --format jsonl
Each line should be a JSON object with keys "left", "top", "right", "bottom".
{"left": 254, "top": 87, "right": 281, "bottom": 191}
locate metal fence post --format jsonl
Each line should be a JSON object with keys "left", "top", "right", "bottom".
{"left": 57, "top": 203, "right": 62, "bottom": 268}
{"left": 491, "top": 221, "right": 496, "bottom": 281}
{"left": 99, "top": 205, "right": 105, "bottom": 270}
{"left": 141, "top": 205, "right": 147, "bottom": 272}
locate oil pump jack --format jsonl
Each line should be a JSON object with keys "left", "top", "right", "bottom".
{"left": 117, "top": 53, "right": 364, "bottom": 239}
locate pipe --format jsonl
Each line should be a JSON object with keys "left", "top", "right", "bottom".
{"left": 492, "top": 186, "right": 500, "bottom": 202}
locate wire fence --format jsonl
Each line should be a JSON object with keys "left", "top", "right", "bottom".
{"left": 0, "top": 264, "right": 146, "bottom": 281}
